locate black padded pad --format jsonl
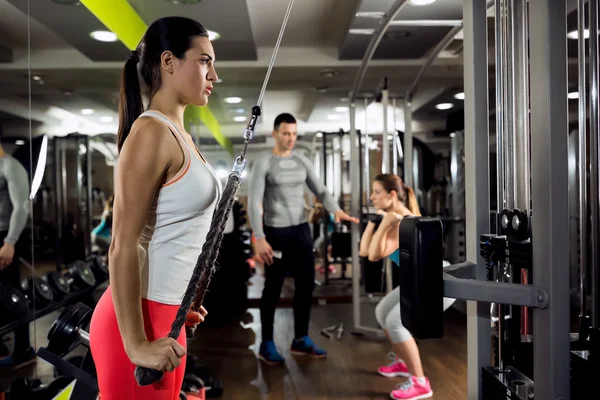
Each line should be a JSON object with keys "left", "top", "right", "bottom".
{"left": 398, "top": 216, "right": 444, "bottom": 339}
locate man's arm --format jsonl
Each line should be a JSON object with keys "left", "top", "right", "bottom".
{"left": 247, "top": 157, "right": 268, "bottom": 240}
{"left": 5, "top": 159, "right": 30, "bottom": 246}
{"left": 297, "top": 153, "right": 340, "bottom": 213}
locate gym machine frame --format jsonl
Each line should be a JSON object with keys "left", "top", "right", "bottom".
{"left": 349, "top": 0, "right": 571, "bottom": 398}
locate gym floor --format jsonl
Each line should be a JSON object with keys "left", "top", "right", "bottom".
{"left": 1, "top": 270, "right": 468, "bottom": 399}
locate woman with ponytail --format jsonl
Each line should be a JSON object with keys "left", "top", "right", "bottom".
{"left": 359, "top": 174, "right": 433, "bottom": 400}
{"left": 89, "top": 16, "right": 221, "bottom": 399}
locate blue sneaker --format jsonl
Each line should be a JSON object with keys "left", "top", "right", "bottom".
{"left": 258, "top": 341, "right": 285, "bottom": 365}
{"left": 290, "top": 336, "right": 327, "bottom": 358}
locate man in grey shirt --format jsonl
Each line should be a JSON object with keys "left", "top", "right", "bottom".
{"left": 248, "top": 113, "right": 357, "bottom": 365}
{"left": 0, "top": 142, "right": 33, "bottom": 369}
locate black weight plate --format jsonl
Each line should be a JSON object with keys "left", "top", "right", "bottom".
{"left": 182, "top": 374, "right": 204, "bottom": 392}
{"left": 47, "top": 302, "right": 92, "bottom": 356}
{"left": 179, "top": 391, "right": 188, "bottom": 400}
{"left": 47, "top": 271, "right": 70, "bottom": 296}
{"left": 0, "top": 284, "right": 30, "bottom": 318}
{"left": 70, "top": 260, "right": 97, "bottom": 288}
{"left": 33, "top": 277, "right": 54, "bottom": 303}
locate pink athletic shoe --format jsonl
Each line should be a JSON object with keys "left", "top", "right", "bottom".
{"left": 378, "top": 352, "right": 410, "bottom": 378}
{"left": 390, "top": 375, "right": 433, "bottom": 400}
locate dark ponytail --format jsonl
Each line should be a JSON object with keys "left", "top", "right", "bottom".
{"left": 117, "top": 52, "right": 144, "bottom": 152}
{"left": 116, "top": 17, "right": 209, "bottom": 152}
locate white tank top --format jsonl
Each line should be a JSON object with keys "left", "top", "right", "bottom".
{"left": 135, "top": 110, "right": 222, "bottom": 305}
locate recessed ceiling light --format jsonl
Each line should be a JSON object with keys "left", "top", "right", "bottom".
{"left": 165, "top": 0, "right": 202, "bottom": 4}
{"left": 450, "top": 132, "right": 456, "bottom": 138}
{"left": 356, "top": 11, "right": 385, "bottom": 18}
{"left": 349, "top": 28, "right": 375, "bottom": 35}
{"left": 32, "top": 75, "right": 42, "bottom": 81}
{"left": 224, "top": 97, "right": 242, "bottom": 104}
{"left": 51, "top": 0, "right": 81, "bottom": 5}
{"left": 100, "top": 116, "right": 114, "bottom": 123}
{"left": 568, "top": 92, "right": 579, "bottom": 99}
{"left": 316, "top": 132, "right": 323, "bottom": 138}
{"left": 454, "top": 92, "right": 465, "bottom": 100}
{"left": 335, "top": 106, "right": 349, "bottom": 112}
{"left": 234, "top": 116, "right": 247, "bottom": 122}
{"left": 207, "top": 30, "right": 220, "bottom": 41}
{"left": 435, "top": 103, "right": 454, "bottom": 110}
{"left": 327, "top": 114, "right": 341, "bottom": 120}
{"left": 90, "top": 31, "right": 118, "bottom": 42}
{"left": 232, "top": 108, "right": 245, "bottom": 113}
{"left": 15, "top": 140, "right": 25, "bottom": 146}
{"left": 387, "top": 135, "right": 393, "bottom": 140}
{"left": 568, "top": 30, "right": 589, "bottom": 40}
{"left": 409, "top": 0, "right": 438, "bottom": 5}
{"left": 81, "top": 109, "right": 95, "bottom": 115}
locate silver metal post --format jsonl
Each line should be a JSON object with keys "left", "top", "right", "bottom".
{"left": 85, "top": 136, "right": 93, "bottom": 258}
{"left": 496, "top": 0, "right": 506, "bottom": 215}
{"left": 577, "top": 0, "right": 589, "bottom": 326}
{"left": 529, "top": 0, "right": 570, "bottom": 397}
{"left": 364, "top": 98, "right": 371, "bottom": 208}
{"left": 513, "top": 0, "right": 530, "bottom": 212}
{"left": 350, "top": 102, "right": 361, "bottom": 330}
{"left": 392, "top": 97, "right": 398, "bottom": 175}
{"left": 463, "top": 0, "right": 491, "bottom": 398}
{"left": 505, "top": 0, "right": 515, "bottom": 210}
{"left": 404, "top": 100, "right": 413, "bottom": 188}
{"left": 589, "top": 0, "right": 600, "bottom": 328}
{"left": 382, "top": 86, "right": 390, "bottom": 174}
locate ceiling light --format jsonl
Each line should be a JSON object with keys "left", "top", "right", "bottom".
{"left": 314, "top": 86, "right": 329, "bottom": 93}
{"left": 320, "top": 68, "right": 339, "bottom": 78}
{"left": 449, "top": 132, "right": 456, "bottom": 138}
{"left": 81, "top": 109, "right": 95, "bottom": 115}
{"left": 316, "top": 132, "right": 323, "bottom": 138}
{"left": 232, "top": 108, "right": 245, "bottom": 113}
{"left": 166, "top": 0, "right": 202, "bottom": 4}
{"left": 356, "top": 11, "right": 385, "bottom": 18}
{"left": 349, "top": 29, "right": 375, "bottom": 35}
{"left": 435, "top": 103, "right": 454, "bottom": 110}
{"left": 409, "top": 0, "right": 438, "bottom": 5}
{"left": 15, "top": 140, "right": 25, "bottom": 146}
{"left": 51, "top": 0, "right": 81, "bottom": 4}
{"left": 234, "top": 116, "right": 247, "bottom": 122}
{"left": 568, "top": 30, "right": 589, "bottom": 40}
{"left": 100, "top": 116, "right": 114, "bottom": 123}
{"left": 32, "top": 75, "right": 42, "bottom": 81}
{"left": 215, "top": 78, "right": 223, "bottom": 83}
{"left": 454, "top": 92, "right": 465, "bottom": 100}
{"left": 387, "top": 135, "right": 393, "bottom": 140}
{"left": 335, "top": 106, "right": 349, "bottom": 112}
{"left": 207, "top": 30, "right": 220, "bottom": 41}
{"left": 327, "top": 114, "right": 341, "bottom": 120}
{"left": 90, "top": 31, "right": 118, "bottom": 42}
{"left": 568, "top": 92, "right": 579, "bottom": 99}
{"left": 224, "top": 97, "right": 242, "bottom": 104}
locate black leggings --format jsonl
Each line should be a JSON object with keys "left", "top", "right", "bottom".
{"left": 0, "top": 232, "right": 30, "bottom": 356}
{"left": 260, "top": 223, "right": 315, "bottom": 342}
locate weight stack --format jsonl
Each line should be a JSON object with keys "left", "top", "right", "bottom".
{"left": 481, "top": 366, "right": 533, "bottom": 400}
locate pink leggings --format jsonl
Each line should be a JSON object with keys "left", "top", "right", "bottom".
{"left": 89, "top": 286, "right": 187, "bottom": 400}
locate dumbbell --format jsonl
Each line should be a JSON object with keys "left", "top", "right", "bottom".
{"left": 47, "top": 302, "right": 92, "bottom": 357}
{"left": 182, "top": 374, "right": 206, "bottom": 400}
{"left": 0, "top": 282, "right": 31, "bottom": 323}
{"left": 66, "top": 260, "right": 97, "bottom": 290}
{"left": 46, "top": 271, "right": 71, "bottom": 298}
{"left": 87, "top": 254, "right": 109, "bottom": 280}
{"left": 20, "top": 276, "right": 54, "bottom": 308}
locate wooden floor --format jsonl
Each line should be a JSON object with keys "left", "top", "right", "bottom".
{"left": 189, "top": 305, "right": 468, "bottom": 399}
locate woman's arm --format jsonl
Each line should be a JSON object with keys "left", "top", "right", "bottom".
{"left": 359, "top": 221, "right": 376, "bottom": 257}
{"left": 367, "top": 213, "right": 401, "bottom": 262}
{"left": 108, "top": 118, "right": 175, "bottom": 361}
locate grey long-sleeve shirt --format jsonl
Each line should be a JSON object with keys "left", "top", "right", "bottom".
{"left": 0, "top": 155, "right": 30, "bottom": 245}
{"left": 248, "top": 151, "right": 340, "bottom": 240}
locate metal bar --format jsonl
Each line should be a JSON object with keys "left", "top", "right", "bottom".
{"left": 577, "top": 0, "right": 588, "bottom": 325}
{"left": 590, "top": 0, "right": 600, "bottom": 328}
{"left": 382, "top": 81, "right": 390, "bottom": 174}
{"left": 350, "top": 102, "right": 361, "bottom": 328}
{"left": 513, "top": 0, "right": 530, "bottom": 212}
{"left": 463, "top": 0, "right": 491, "bottom": 398}
{"left": 496, "top": 0, "right": 505, "bottom": 215}
{"left": 389, "top": 19, "right": 462, "bottom": 27}
{"left": 443, "top": 273, "right": 548, "bottom": 308}
{"left": 364, "top": 98, "right": 371, "bottom": 207}
{"left": 407, "top": 24, "right": 463, "bottom": 102}
{"left": 53, "top": 138, "right": 63, "bottom": 270}
{"left": 444, "top": 261, "right": 476, "bottom": 279}
{"left": 529, "top": 0, "right": 570, "bottom": 397}
{"left": 505, "top": 0, "right": 515, "bottom": 210}
{"left": 322, "top": 131, "right": 330, "bottom": 285}
{"left": 392, "top": 97, "right": 398, "bottom": 175}
{"left": 404, "top": 100, "right": 413, "bottom": 188}
{"left": 348, "top": 0, "right": 409, "bottom": 103}
{"left": 85, "top": 136, "right": 93, "bottom": 258}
